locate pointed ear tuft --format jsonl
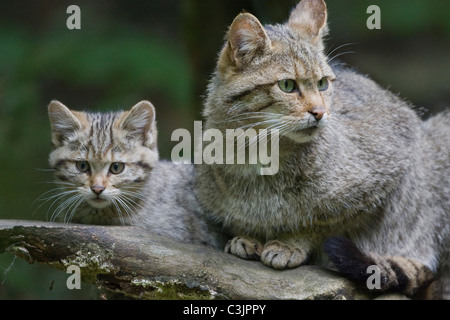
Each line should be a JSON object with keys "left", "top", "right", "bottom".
{"left": 288, "top": 0, "right": 328, "bottom": 45}
{"left": 48, "top": 100, "right": 82, "bottom": 146}
{"left": 120, "top": 100, "right": 157, "bottom": 148}
{"left": 222, "top": 12, "right": 272, "bottom": 69}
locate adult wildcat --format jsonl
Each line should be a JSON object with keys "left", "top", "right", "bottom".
{"left": 194, "top": 0, "right": 449, "bottom": 297}
{"left": 46, "top": 100, "right": 224, "bottom": 248}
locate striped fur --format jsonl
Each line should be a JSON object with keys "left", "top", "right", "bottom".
{"left": 47, "top": 100, "right": 158, "bottom": 225}
{"left": 45, "top": 100, "right": 225, "bottom": 248}
{"left": 324, "top": 237, "right": 435, "bottom": 297}
{"left": 195, "top": 0, "right": 450, "bottom": 298}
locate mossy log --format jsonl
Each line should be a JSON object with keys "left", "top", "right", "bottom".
{"left": 0, "top": 219, "right": 381, "bottom": 299}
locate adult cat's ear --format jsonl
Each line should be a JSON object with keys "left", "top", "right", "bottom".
{"left": 288, "top": 0, "right": 328, "bottom": 46}
{"left": 120, "top": 100, "right": 157, "bottom": 149}
{"left": 220, "top": 12, "right": 272, "bottom": 71}
{"left": 48, "top": 100, "right": 84, "bottom": 146}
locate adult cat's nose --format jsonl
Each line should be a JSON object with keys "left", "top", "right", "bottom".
{"left": 309, "top": 106, "right": 325, "bottom": 121}
{"left": 91, "top": 185, "right": 105, "bottom": 195}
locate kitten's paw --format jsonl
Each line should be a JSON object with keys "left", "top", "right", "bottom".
{"left": 225, "top": 236, "right": 263, "bottom": 260}
{"left": 261, "top": 240, "right": 306, "bottom": 270}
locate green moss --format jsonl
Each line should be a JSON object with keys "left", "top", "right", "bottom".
{"left": 130, "top": 277, "right": 215, "bottom": 300}
{"left": 49, "top": 243, "right": 116, "bottom": 284}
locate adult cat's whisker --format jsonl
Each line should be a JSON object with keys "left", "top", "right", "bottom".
{"left": 233, "top": 119, "right": 282, "bottom": 133}
{"left": 221, "top": 111, "right": 279, "bottom": 124}
{"left": 232, "top": 120, "right": 284, "bottom": 152}
{"left": 241, "top": 122, "right": 288, "bottom": 152}
{"left": 325, "top": 42, "right": 357, "bottom": 60}
{"left": 226, "top": 102, "right": 246, "bottom": 115}
{"left": 327, "top": 51, "right": 356, "bottom": 64}
{"left": 268, "top": 123, "right": 293, "bottom": 150}
{"left": 248, "top": 122, "right": 286, "bottom": 148}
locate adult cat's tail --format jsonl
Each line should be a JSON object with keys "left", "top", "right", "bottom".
{"left": 323, "top": 237, "right": 435, "bottom": 297}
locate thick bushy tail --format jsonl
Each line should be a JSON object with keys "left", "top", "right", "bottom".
{"left": 323, "top": 237, "right": 435, "bottom": 297}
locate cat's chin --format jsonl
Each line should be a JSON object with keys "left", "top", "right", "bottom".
{"left": 87, "top": 198, "right": 111, "bottom": 209}
{"left": 286, "top": 127, "right": 320, "bottom": 144}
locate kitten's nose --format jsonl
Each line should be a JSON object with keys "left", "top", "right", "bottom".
{"left": 309, "top": 106, "right": 325, "bottom": 121}
{"left": 91, "top": 185, "right": 105, "bottom": 195}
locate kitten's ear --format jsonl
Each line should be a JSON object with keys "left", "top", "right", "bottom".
{"left": 120, "top": 100, "right": 157, "bottom": 149}
{"left": 220, "top": 12, "right": 272, "bottom": 70}
{"left": 288, "top": 0, "right": 328, "bottom": 45}
{"left": 48, "top": 100, "right": 83, "bottom": 146}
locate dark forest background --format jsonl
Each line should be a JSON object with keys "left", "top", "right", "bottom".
{"left": 0, "top": 0, "right": 448, "bottom": 299}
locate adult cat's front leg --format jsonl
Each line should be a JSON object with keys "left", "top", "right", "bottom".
{"left": 225, "top": 236, "right": 263, "bottom": 260}
{"left": 225, "top": 235, "right": 310, "bottom": 270}
{"left": 261, "top": 239, "right": 310, "bottom": 270}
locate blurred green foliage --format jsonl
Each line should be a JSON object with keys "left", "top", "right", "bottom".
{"left": 0, "top": 0, "right": 448, "bottom": 299}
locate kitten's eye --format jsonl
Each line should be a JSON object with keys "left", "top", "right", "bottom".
{"left": 109, "top": 162, "right": 125, "bottom": 174}
{"left": 278, "top": 79, "right": 296, "bottom": 93}
{"left": 76, "top": 161, "right": 90, "bottom": 173}
{"left": 317, "top": 78, "right": 329, "bottom": 91}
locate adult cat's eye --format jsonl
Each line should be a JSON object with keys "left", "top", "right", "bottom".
{"left": 317, "top": 78, "right": 329, "bottom": 91}
{"left": 110, "top": 162, "right": 125, "bottom": 174}
{"left": 278, "top": 79, "right": 296, "bottom": 93}
{"left": 76, "top": 161, "right": 90, "bottom": 173}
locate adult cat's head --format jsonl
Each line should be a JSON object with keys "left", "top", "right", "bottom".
{"left": 46, "top": 100, "right": 158, "bottom": 223}
{"left": 204, "top": 0, "right": 335, "bottom": 144}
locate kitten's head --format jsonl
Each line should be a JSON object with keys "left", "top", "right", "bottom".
{"left": 47, "top": 100, "right": 158, "bottom": 222}
{"left": 205, "top": 0, "right": 335, "bottom": 144}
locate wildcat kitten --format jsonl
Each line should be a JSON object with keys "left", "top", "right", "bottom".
{"left": 47, "top": 100, "right": 224, "bottom": 248}
{"left": 194, "top": 0, "right": 449, "bottom": 297}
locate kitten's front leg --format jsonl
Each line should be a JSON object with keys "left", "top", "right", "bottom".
{"left": 261, "top": 238, "right": 310, "bottom": 270}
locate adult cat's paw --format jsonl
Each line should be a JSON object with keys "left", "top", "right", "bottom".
{"left": 261, "top": 240, "right": 306, "bottom": 270}
{"left": 225, "top": 236, "right": 263, "bottom": 260}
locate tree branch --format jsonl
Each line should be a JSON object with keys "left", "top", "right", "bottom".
{"left": 0, "top": 219, "right": 379, "bottom": 299}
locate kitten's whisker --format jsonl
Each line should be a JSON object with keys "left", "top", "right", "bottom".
{"left": 114, "top": 196, "right": 135, "bottom": 219}
{"left": 115, "top": 196, "right": 140, "bottom": 225}
{"left": 119, "top": 194, "right": 145, "bottom": 212}
{"left": 37, "top": 189, "right": 78, "bottom": 219}
{"left": 65, "top": 196, "right": 84, "bottom": 224}
{"left": 119, "top": 190, "right": 148, "bottom": 205}
{"left": 35, "top": 181, "right": 77, "bottom": 186}
{"left": 50, "top": 194, "right": 80, "bottom": 222}
{"left": 111, "top": 199, "right": 125, "bottom": 226}
{"left": 33, "top": 188, "right": 76, "bottom": 209}
{"left": 33, "top": 189, "right": 79, "bottom": 217}
{"left": 36, "top": 189, "right": 78, "bottom": 203}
